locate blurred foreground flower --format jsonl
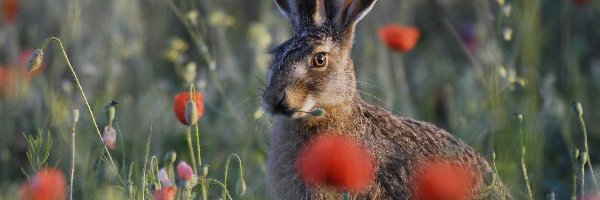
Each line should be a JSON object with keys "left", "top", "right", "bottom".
{"left": 459, "top": 24, "right": 477, "bottom": 52}
{"left": 177, "top": 161, "right": 194, "bottom": 181}
{"left": 102, "top": 126, "right": 117, "bottom": 150}
{"left": 583, "top": 192, "right": 600, "bottom": 200}
{"left": 0, "top": 67, "right": 14, "bottom": 95}
{"left": 296, "top": 134, "right": 375, "bottom": 193}
{"left": 152, "top": 186, "right": 176, "bottom": 200}
{"left": 174, "top": 91, "right": 204, "bottom": 126}
{"left": 159, "top": 168, "right": 171, "bottom": 186}
{"left": 2, "top": 0, "right": 19, "bottom": 23}
{"left": 413, "top": 161, "right": 476, "bottom": 200}
{"left": 378, "top": 24, "right": 420, "bottom": 52}
{"left": 20, "top": 168, "right": 66, "bottom": 200}
{"left": 574, "top": 0, "right": 590, "bottom": 5}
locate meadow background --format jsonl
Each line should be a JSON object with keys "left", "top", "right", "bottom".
{"left": 1, "top": 0, "right": 599, "bottom": 199}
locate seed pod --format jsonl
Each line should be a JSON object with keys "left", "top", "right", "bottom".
{"left": 26, "top": 49, "right": 44, "bottom": 72}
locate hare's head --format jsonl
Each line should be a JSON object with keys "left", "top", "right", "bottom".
{"left": 263, "top": 0, "right": 377, "bottom": 119}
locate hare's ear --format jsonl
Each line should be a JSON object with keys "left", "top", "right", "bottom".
{"left": 274, "top": 0, "right": 293, "bottom": 20}
{"left": 274, "top": 0, "right": 330, "bottom": 31}
{"left": 333, "top": 0, "right": 377, "bottom": 28}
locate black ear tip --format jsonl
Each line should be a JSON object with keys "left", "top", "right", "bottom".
{"left": 274, "top": 0, "right": 292, "bottom": 19}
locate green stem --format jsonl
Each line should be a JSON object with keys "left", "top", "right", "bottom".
{"left": 186, "top": 127, "right": 198, "bottom": 174}
{"left": 209, "top": 179, "right": 232, "bottom": 200}
{"left": 518, "top": 117, "right": 533, "bottom": 200}
{"left": 142, "top": 134, "right": 152, "bottom": 200}
{"left": 222, "top": 154, "right": 244, "bottom": 200}
{"left": 581, "top": 152, "right": 586, "bottom": 199}
{"left": 190, "top": 85, "right": 202, "bottom": 171}
{"left": 69, "top": 124, "right": 76, "bottom": 200}
{"left": 572, "top": 149, "right": 579, "bottom": 200}
{"left": 40, "top": 37, "right": 123, "bottom": 185}
{"left": 578, "top": 114, "right": 599, "bottom": 191}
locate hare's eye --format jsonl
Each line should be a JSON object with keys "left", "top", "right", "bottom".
{"left": 311, "top": 53, "right": 328, "bottom": 68}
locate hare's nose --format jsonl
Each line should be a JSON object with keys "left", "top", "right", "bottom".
{"left": 272, "top": 93, "right": 294, "bottom": 116}
{"left": 264, "top": 90, "right": 294, "bottom": 116}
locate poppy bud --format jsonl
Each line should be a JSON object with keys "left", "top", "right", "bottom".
{"left": 514, "top": 113, "right": 523, "bottom": 124}
{"left": 105, "top": 101, "right": 117, "bottom": 125}
{"left": 236, "top": 178, "right": 247, "bottom": 196}
{"left": 310, "top": 108, "right": 325, "bottom": 117}
{"left": 177, "top": 161, "right": 194, "bottom": 181}
{"left": 185, "top": 101, "right": 199, "bottom": 125}
{"left": 159, "top": 168, "right": 170, "bottom": 186}
{"left": 68, "top": 109, "right": 80, "bottom": 126}
{"left": 572, "top": 101, "right": 583, "bottom": 117}
{"left": 202, "top": 165, "right": 209, "bottom": 177}
{"left": 26, "top": 49, "right": 43, "bottom": 72}
{"left": 165, "top": 151, "right": 177, "bottom": 164}
{"left": 103, "top": 126, "right": 117, "bottom": 150}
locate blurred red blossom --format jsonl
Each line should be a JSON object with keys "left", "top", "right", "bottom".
{"left": 2, "top": 0, "right": 19, "bottom": 23}
{"left": 152, "top": 186, "right": 176, "bottom": 200}
{"left": 0, "top": 67, "right": 14, "bottom": 95}
{"left": 413, "top": 160, "right": 476, "bottom": 200}
{"left": 378, "top": 24, "right": 420, "bottom": 52}
{"left": 583, "top": 192, "right": 600, "bottom": 200}
{"left": 296, "top": 134, "right": 375, "bottom": 193}
{"left": 177, "top": 161, "right": 194, "bottom": 181}
{"left": 173, "top": 91, "right": 204, "bottom": 126}
{"left": 574, "top": 0, "right": 590, "bottom": 5}
{"left": 20, "top": 168, "right": 67, "bottom": 200}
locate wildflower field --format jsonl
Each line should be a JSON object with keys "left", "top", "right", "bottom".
{"left": 1, "top": 0, "right": 600, "bottom": 199}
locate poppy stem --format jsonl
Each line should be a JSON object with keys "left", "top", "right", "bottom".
{"left": 191, "top": 84, "right": 203, "bottom": 172}
{"left": 516, "top": 114, "right": 533, "bottom": 200}
{"left": 39, "top": 36, "right": 124, "bottom": 186}
{"left": 342, "top": 192, "right": 351, "bottom": 200}
{"left": 186, "top": 126, "right": 198, "bottom": 174}
{"left": 70, "top": 122, "right": 76, "bottom": 200}
{"left": 222, "top": 154, "right": 243, "bottom": 200}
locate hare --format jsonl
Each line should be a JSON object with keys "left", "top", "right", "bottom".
{"left": 263, "top": 0, "right": 504, "bottom": 199}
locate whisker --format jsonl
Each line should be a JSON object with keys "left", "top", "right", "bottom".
{"left": 356, "top": 89, "right": 393, "bottom": 108}
{"left": 356, "top": 80, "right": 394, "bottom": 97}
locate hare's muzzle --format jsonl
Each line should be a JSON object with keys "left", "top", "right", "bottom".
{"left": 263, "top": 90, "right": 295, "bottom": 116}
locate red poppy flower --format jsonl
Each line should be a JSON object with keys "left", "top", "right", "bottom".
{"left": 173, "top": 91, "right": 204, "bottom": 125}
{"left": 574, "top": 0, "right": 590, "bottom": 5}
{"left": 2, "top": 0, "right": 19, "bottom": 23}
{"left": 378, "top": 24, "right": 420, "bottom": 52}
{"left": 153, "top": 186, "right": 176, "bottom": 200}
{"left": 0, "top": 67, "right": 13, "bottom": 95}
{"left": 20, "top": 168, "right": 67, "bottom": 200}
{"left": 413, "top": 161, "right": 476, "bottom": 200}
{"left": 296, "top": 134, "right": 375, "bottom": 193}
